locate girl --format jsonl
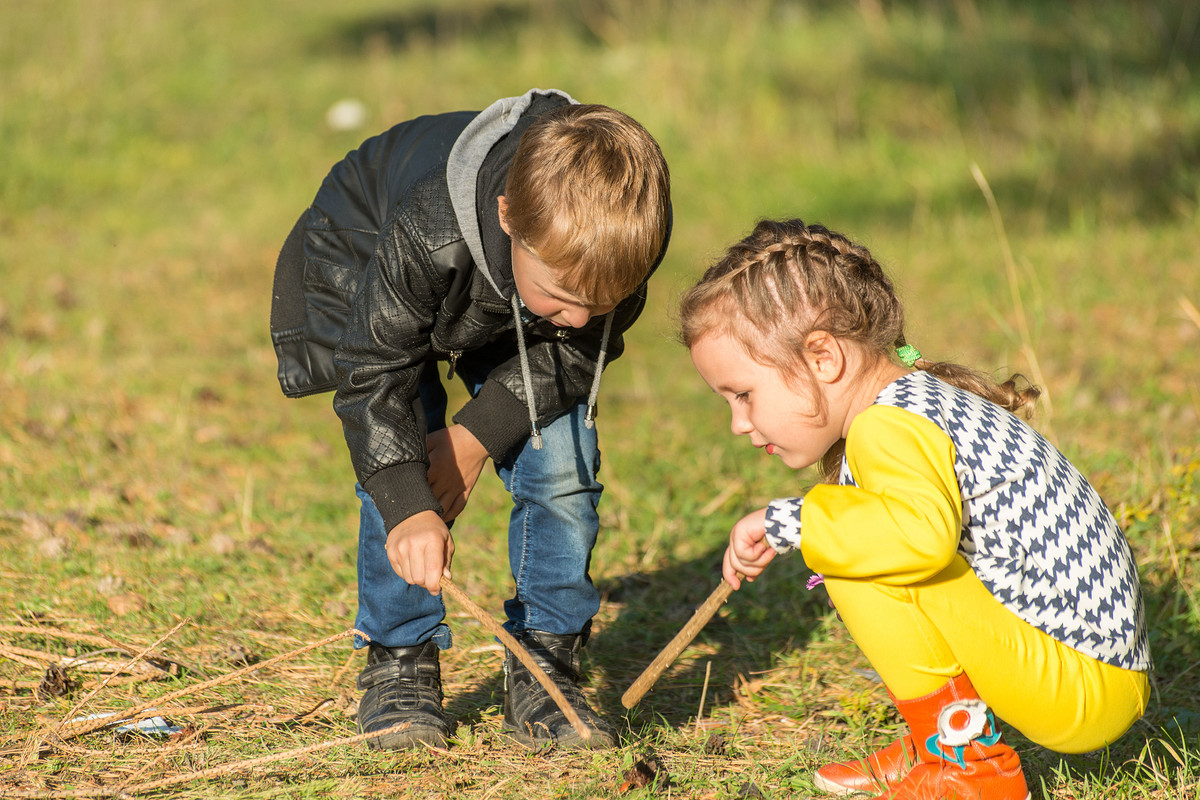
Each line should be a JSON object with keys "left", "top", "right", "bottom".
{"left": 680, "top": 219, "right": 1150, "bottom": 800}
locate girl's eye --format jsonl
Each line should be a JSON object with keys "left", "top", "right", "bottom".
{"left": 734, "top": 392, "right": 749, "bottom": 402}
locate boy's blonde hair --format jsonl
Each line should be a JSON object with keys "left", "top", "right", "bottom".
{"left": 680, "top": 218, "right": 1040, "bottom": 480}
{"left": 504, "top": 104, "right": 671, "bottom": 307}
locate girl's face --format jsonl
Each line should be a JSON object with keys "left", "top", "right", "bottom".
{"left": 690, "top": 331, "right": 843, "bottom": 470}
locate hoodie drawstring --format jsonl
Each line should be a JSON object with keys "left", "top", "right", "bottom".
{"left": 510, "top": 295, "right": 615, "bottom": 449}
{"left": 511, "top": 294, "right": 543, "bottom": 450}
{"left": 585, "top": 312, "right": 614, "bottom": 429}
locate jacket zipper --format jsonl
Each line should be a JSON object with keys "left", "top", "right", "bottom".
{"left": 446, "top": 350, "right": 462, "bottom": 379}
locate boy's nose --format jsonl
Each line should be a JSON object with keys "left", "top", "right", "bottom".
{"left": 730, "top": 411, "right": 753, "bottom": 436}
{"left": 562, "top": 307, "right": 591, "bottom": 328}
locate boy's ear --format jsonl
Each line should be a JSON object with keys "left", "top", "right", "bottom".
{"left": 804, "top": 331, "right": 845, "bottom": 383}
{"left": 497, "top": 195, "right": 510, "bottom": 235}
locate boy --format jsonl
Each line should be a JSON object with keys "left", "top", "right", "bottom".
{"left": 270, "top": 89, "right": 671, "bottom": 750}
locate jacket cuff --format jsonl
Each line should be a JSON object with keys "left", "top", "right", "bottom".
{"left": 362, "top": 462, "right": 442, "bottom": 533}
{"left": 453, "top": 379, "right": 534, "bottom": 462}
{"left": 764, "top": 497, "right": 804, "bottom": 554}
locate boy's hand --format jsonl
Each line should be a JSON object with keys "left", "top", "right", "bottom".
{"left": 386, "top": 510, "right": 454, "bottom": 595}
{"left": 723, "top": 507, "right": 776, "bottom": 590}
{"left": 426, "top": 424, "right": 489, "bottom": 522}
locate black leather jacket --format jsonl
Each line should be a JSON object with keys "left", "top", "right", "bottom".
{"left": 270, "top": 90, "right": 669, "bottom": 531}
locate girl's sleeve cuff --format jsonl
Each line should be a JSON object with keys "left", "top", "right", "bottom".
{"left": 764, "top": 497, "right": 803, "bottom": 553}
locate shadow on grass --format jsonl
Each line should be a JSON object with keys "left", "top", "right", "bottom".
{"left": 592, "top": 537, "right": 1200, "bottom": 796}
{"left": 1027, "top": 524, "right": 1200, "bottom": 793}
{"left": 591, "top": 543, "right": 830, "bottom": 731}
{"left": 1020, "top": 565, "right": 1200, "bottom": 788}
{"left": 445, "top": 672, "right": 506, "bottom": 732}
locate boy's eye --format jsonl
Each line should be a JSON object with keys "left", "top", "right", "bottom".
{"left": 734, "top": 392, "right": 749, "bottom": 402}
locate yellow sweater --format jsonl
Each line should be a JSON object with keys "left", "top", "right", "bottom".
{"left": 763, "top": 371, "right": 1149, "bottom": 671}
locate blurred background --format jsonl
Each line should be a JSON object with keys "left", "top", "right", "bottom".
{"left": 2, "top": 1, "right": 1199, "bottom": 796}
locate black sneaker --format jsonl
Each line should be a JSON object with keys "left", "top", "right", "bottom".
{"left": 502, "top": 629, "right": 615, "bottom": 750}
{"left": 356, "top": 641, "right": 450, "bottom": 750}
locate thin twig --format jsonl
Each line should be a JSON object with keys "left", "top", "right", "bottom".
{"left": 697, "top": 480, "right": 744, "bottom": 517}
{"left": 0, "top": 645, "right": 47, "bottom": 668}
{"left": 0, "top": 646, "right": 167, "bottom": 677}
{"left": 62, "top": 619, "right": 188, "bottom": 723}
{"left": 330, "top": 641, "right": 359, "bottom": 688}
{"left": 970, "top": 162, "right": 1056, "bottom": 444}
{"left": 0, "top": 624, "right": 126, "bottom": 649}
{"left": 1159, "top": 516, "right": 1199, "bottom": 694}
{"left": 0, "top": 623, "right": 190, "bottom": 672}
{"left": 1179, "top": 296, "right": 1200, "bottom": 332}
{"left": 6, "top": 673, "right": 170, "bottom": 697}
{"left": 696, "top": 660, "right": 712, "bottom": 732}
{"left": 119, "top": 712, "right": 223, "bottom": 788}
{"left": 439, "top": 578, "right": 590, "bottom": 742}
{"left": 0, "top": 510, "right": 48, "bottom": 522}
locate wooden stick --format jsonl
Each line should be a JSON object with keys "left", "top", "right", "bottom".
{"left": 621, "top": 578, "right": 735, "bottom": 709}
{"left": 439, "top": 578, "right": 590, "bottom": 742}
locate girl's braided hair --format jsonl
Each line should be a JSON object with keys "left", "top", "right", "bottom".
{"left": 679, "top": 218, "right": 1040, "bottom": 481}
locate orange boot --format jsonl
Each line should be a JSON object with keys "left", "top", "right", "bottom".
{"left": 871, "top": 673, "right": 1029, "bottom": 800}
{"left": 814, "top": 734, "right": 919, "bottom": 795}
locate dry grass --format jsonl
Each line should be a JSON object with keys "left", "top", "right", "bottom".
{"left": 3, "top": 0, "right": 1200, "bottom": 797}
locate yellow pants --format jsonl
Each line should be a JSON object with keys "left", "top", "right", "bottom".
{"left": 824, "top": 556, "right": 1149, "bottom": 754}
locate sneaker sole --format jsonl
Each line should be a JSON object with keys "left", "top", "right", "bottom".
{"left": 502, "top": 721, "right": 615, "bottom": 751}
{"left": 362, "top": 723, "right": 449, "bottom": 751}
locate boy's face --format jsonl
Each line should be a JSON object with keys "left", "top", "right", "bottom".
{"left": 499, "top": 197, "right": 616, "bottom": 328}
{"left": 510, "top": 240, "right": 616, "bottom": 328}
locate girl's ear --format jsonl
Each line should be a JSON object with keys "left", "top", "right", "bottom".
{"left": 804, "top": 331, "right": 845, "bottom": 384}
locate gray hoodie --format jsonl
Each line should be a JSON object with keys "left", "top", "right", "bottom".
{"left": 270, "top": 90, "right": 668, "bottom": 530}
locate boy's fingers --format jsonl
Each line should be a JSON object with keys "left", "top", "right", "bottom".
{"left": 426, "top": 548, "right": 444, "bottom": 594}
{"left": 390, "top": 548, "right": 412, "bottom": 585}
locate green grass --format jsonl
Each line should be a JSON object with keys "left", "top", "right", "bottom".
{"left": 2, "top": 0, "right": 1200, "bottom": 797}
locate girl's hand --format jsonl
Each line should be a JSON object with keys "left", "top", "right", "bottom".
{"left": 385, "top": 510, "right": 454, "bottom": 595}
{"left": 426, "top": 424, "right": 489, "bottom": 522}
{"left": 723, "top": 507, "right": 775, "bottom": 589}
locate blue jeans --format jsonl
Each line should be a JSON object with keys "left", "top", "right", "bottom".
{"left": 355, "top": 359, "right": 603, "bottom": 650}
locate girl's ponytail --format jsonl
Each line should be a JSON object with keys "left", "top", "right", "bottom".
{"left": 893, "top": 336, "right": 1041, "bottom": 419}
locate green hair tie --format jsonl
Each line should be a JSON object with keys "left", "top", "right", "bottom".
{"left": 896, "top": 344, "right": 922, "bottom": 368}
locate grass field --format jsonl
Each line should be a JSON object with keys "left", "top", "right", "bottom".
{"left": 2, "top": 0, "right": 1199, "bottom": 797}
